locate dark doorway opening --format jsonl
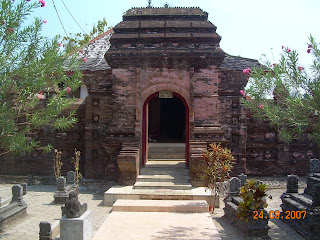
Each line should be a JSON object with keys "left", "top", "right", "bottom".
{"left": 148, "top": 96, "right": 185, "bottom": 142}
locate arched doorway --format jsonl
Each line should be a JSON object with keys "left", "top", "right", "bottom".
{"left": 142, "top": 91, "right": 190, "bottom": 167}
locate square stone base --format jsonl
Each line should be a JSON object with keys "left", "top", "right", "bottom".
{"left": 60, "top": 210, "right": 93, "bottom": 240}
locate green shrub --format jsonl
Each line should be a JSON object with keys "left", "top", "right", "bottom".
{"left": 202, "top": 143, "right": 235, "bottom": 210}
{"left": 236, "top": 179, "right": 268, "bottom": 222}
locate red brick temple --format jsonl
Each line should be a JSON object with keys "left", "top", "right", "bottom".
{"left": 1, "top": 7, "right": 318, "bottom": 185}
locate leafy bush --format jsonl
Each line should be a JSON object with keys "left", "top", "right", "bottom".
{"left": 236, "top": 179, "right": 268, "bottom": 222}
{"left": 202, "top": 143, "right": 235, "bottom": 210}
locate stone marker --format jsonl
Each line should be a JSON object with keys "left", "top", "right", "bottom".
{"left": 67, "top": 171, "right": 76, "bottom": 185}
{"left": 57, "top": 177, "right": 66, "bottom": 192}
{"left": 238, "top": 173, "right": 247, "bottom": 187}
{"left": 61, "top": 192, "right": 87, "bottom": 218}
{"left": 312, "top": 184, "right": 320, "bottom": 207}
{"left": 11, "top": 185, "right": 24, "bottom": 204}
{"left": 60, "top": 210, "right": 93, "bottom": 240}
{"left": 21, "top": 183, "right": 27, "bottom": 195}
{"left": 310, "top": 159, "right": 319, "bottom": 173}
{"left": 39, "top": 221, "right": 52, "bottom": 240}
{"left": 286, "top": 174, "right": 299, "bottom": 193}
{"left": 229, "top": 177, "right": 241, "bottom": 196}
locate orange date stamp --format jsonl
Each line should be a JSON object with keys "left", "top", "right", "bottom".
{"left": 253, "top": 210, "right": 306, "bottom": 220}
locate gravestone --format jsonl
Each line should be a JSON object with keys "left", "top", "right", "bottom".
{"left": 54, "top": 176, "right": 77, "bottom": 203}
{"left": 229, "top": 177, "right": 241, "bottom": 196}
{"left": 57, "top": 177, "right": 66, "bottom": 191}
{"left": 310, "top": 159, "right": 319, "bottom": 173}
{"left": 286, "top": 175, "right": 298, "bottom": 193}
{"left": 224, "top": 178, "right": 270, "bottom": 238}
{"left": 21, "top": 183, "right": 27, "bottom": 195}
{"left": 238, "top": 173, "right": 247, "bottom": 187}
{"left": 280, "top": 159, "right": 320, "bottom": 239}
{"left": 67, "top": 171, "right": 76, "bottom": 185}
{"left": 39, "top": 221, "right": 52, "bottom": 240}
{"left": 312, "top": 184, "right": 320, "bottom": 207}
{"left": 11, "top": 185, "right": 24, "bottom": 204}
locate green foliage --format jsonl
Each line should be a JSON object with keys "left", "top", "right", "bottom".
{"left": 236, "top": 180, "right": 268, "bottom": 222}
{"left": 202, "top": 143, "right": 235, "bottom": 211}
{"left": 0, "top": 0, "right": 107, "bottom": 156}
{"left": 242, "top": 35, "right": 320, "bottom": 146}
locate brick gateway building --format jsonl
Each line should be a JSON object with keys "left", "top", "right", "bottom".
{"left": 1, "top": 7, "right": 318, "bottom": 184}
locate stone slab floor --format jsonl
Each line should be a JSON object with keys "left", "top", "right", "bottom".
{"left": 0, "top": 184, "right": 112, "bottom": 240}
{"left": 0, "top": 179, "right": 307, "bottom": 240}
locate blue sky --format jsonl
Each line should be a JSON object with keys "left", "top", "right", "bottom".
{"left": 29, "top": 0, "right": 320, "bottom": 67}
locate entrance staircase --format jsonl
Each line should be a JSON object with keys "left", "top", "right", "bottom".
{"left": 97, "top": 143, "right": 221, "bottom": 240}
{"left": 104, "top": 143, "right": 217, "bottom": 205}
{"left": 133, "top": 143, "right": 192, "bottom": 191}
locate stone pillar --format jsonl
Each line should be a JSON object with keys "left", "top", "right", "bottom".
{"left": 60, "top": 210, "right": 93, "bottom": 240}
{"left": 11, "top": 185, "right": 24, "bottom": 204}
{"left": 21, "top": 183, "right": 27, "bottom": 195}
{"left": 229, "top": 177, "right": 241, "bottom": 196}
{"left": 67, "top": 171, "right": 76, "bottom": 185}
{"left": 310, "top": 159, "right": 319, "bottom": 174}
{"left": 312, "top": 184, "right": 320, "bottom": 207}
{"left": 39, "top": 221, "right": 53, "bottom": 240}
{"left": 238, "top": 173, "right": 247, "bottom": 187}
{"left": 57, "top": 177, "right": 66, "bottom": 191}
{"left": 286, "top": 174, "right": 299, "bottom": 193}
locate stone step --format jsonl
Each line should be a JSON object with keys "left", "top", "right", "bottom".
{"left": 148, "top": 153, "right": 185, "bottom": 159}
{"left": 112, "top": 199, "right": 208, "bottom": 213}
{"left": 133, "top": 181, "right": 192, "bottom": 190}
{"left": 91, "top": 212, "right": 221, "bottom": 240}
{"left": 148, "top": 143, "right": 185, "bottom": 148}
{"left": 139, "top": 168, "right": 189, "bottom": 176}
{"left": 137, "top": 174, "right": 190, "bottom": 182}
{"left": 148, "top": 147, "right": 185, "bottom": 153}
{"left": 147, "top": 158, "right": 186, "bottom": 161}
{"left": 104, "top": 186, "right": 219, "bottom": 208}
{"left": 145, "top": 160, "right": 186, "bottom": 168}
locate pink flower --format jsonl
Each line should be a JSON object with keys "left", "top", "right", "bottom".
{"left": 243, "top": 68, "right": 251, "bottom": 75}
{"left": 240, "top": 90, "right": 245, "bottom": 96}
{"left": 308, "top": 44, "right": 312, "bottom": 49}
{"left": 39, "top": 0, "right": 45, "bottom": 7}
{"left": 82, "top": 57, "right": 87, "bottom": 63}
{"left": 79, "top": 49, "right": 84, "bottom": 54}
{"left": 35, "top": 93, "right": 45, "bottom": 100}
{"left": 298, "top": 66, "right": 303, "bottom": 71}
{"left": 58, "top": 43, "right": 62, "bottom": 47}
{"left": 307, "top": 48, "right": 311, "bottom": 53}
{"left": 259, "top": 104, "right": 264, "bottom": 109}
{"left": 282, "top": 46, "right": 284, "bottom": 49}
{"left": 43, "top": 20, "right": 47, "bottom": 23}
{"left": 66, "top": 87, "right": 71, "bottom": 93}
{"left": 7, "top": 28, "right": 14, "bottom": 33}
{"left": 287, "top": 48, "right": 291, "bottom": 53}
{"left": 1, "top": 20, "right": 5, "bottom": 25}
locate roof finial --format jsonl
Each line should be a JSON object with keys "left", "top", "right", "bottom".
{"left": 147, "top": 0, "right": 152, "bottom": 7}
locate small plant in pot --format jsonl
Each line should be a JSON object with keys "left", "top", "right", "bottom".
{"left": 202, "top": 143, "right": 235, "bottom": 212}
{"left": 236, "top": 179, "right": 268, "bottom": 222}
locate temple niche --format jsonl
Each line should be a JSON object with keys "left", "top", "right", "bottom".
{"left": 0, "top": 6, "right": 318, "bottom": 184}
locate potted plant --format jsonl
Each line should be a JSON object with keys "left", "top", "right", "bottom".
{"left": 202, "top": 143, "right": 235, "bottom": 212}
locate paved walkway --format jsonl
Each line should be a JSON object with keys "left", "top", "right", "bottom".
{"left": 0, "top": 180, "right": 307, "bottom": 240}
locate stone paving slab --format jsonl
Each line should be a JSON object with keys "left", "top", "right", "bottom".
{"left": 0, "top": 184, "right": 112, "bottom": 240}
{"left": 91, "top": 211, "right": 221, "bottom": 240}
{"left": 113, "top": 199, "right": 208, "bottom": 212}
{"left": 0, "top": 182, "right": 309, "bottom": 240}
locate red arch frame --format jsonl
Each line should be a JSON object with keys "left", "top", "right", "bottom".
{"left": 142, "top": 92, "right": 190, "bottom": 167}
